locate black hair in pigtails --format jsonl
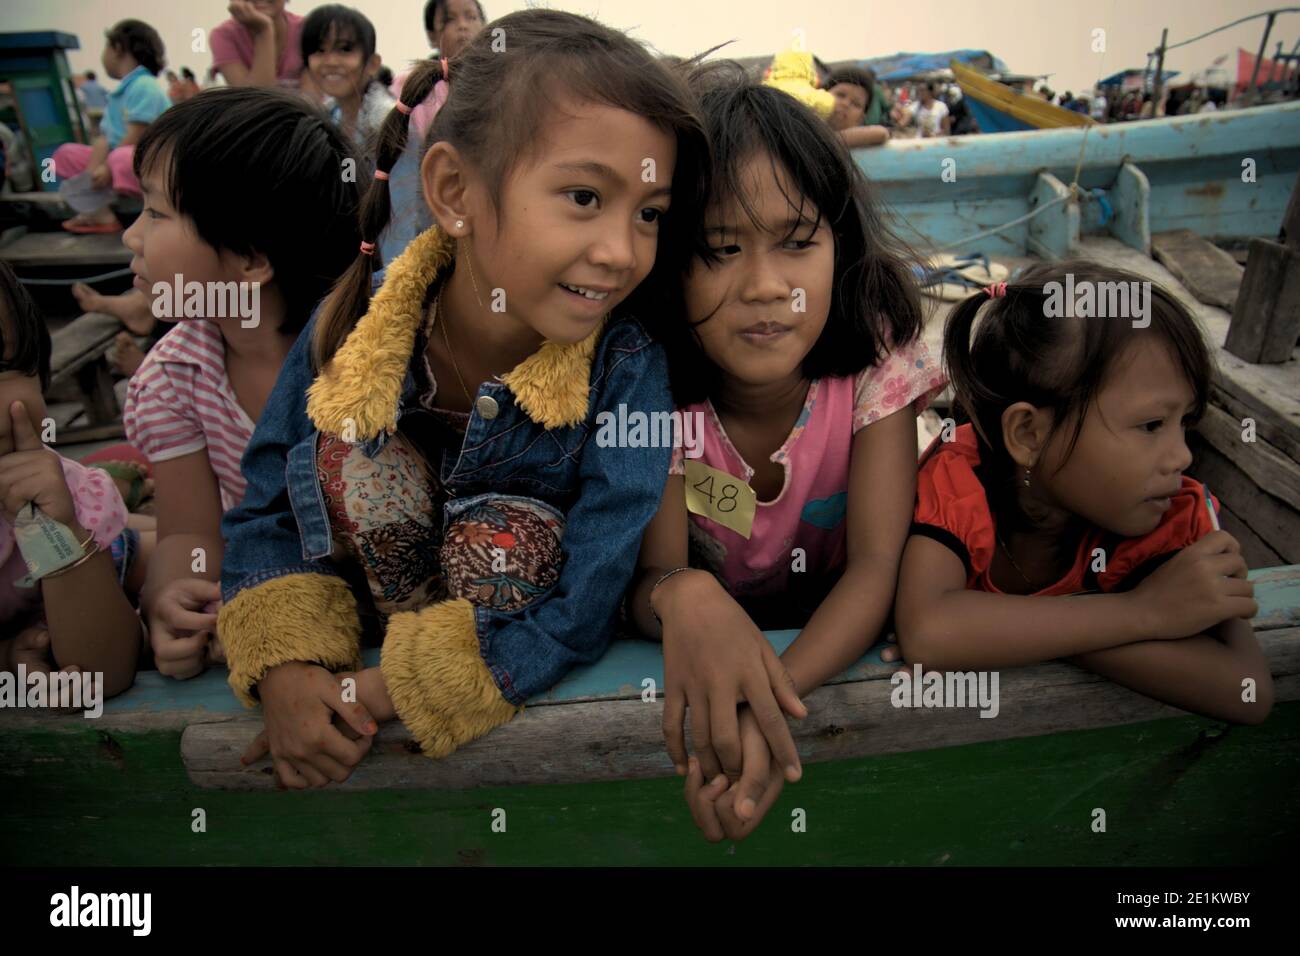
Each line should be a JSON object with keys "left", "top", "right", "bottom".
{"left": 941, "top": 260, "right": 1213, "bottom": 531}
{"left": 313, "top": 57, "right": 445, "bottom": 370}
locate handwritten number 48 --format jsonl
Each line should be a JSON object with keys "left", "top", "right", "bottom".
{"left": 692, "top": 474, "right": 740, "bottom": 513}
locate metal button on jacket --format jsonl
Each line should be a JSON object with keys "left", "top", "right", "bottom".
{"left": 475, "top": 395, "right": 500, "bottom": 420}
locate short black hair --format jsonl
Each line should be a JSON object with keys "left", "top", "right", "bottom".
{"left": 105, "top": 19, "right": 165, "bottom": 76}
{"left": 423, "top": 0, "right": 487, "bottom": 33}
{"left": 133, "top": 87, "right": 364, "bottom": 335}
{"left": 84, "top": 70, "right": 97, "bottom": 81}
{"left": 302, "top": 4, "right": 378, "bottom": 64}
{"left": 826, "top": 67, "right": 875, "bottom": 113}
{"left": 181, "top": 66, "right": 195, "bottom": 81}
{"left": 663, "top": 62, "right": 924, "bottom": 405}
{"left": 0, "top": 260, "right": 52, "bottom": 391}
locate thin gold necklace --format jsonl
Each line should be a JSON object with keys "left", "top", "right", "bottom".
{"left": 434, "top": 292, "right": 474, "bottom": 407}
{"left": 995, "top": 531, "right": 1038, "bottom": 589}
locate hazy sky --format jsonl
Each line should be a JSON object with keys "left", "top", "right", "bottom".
{"left": 6, "top": 1, "right": 1292, "bottom": 94}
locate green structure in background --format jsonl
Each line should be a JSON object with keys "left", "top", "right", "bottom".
{"left": 0, "top": 31, "right": 87, "bottom": 192}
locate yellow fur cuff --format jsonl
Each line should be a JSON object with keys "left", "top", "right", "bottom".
{"left": 219, "top": 573, "right": 363, "bottom": 707}
{"left": 381, "top": 598, "right": 522, "bottom": 758}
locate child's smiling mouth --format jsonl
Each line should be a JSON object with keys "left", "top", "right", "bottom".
{"left": 559, "top": 283, "right": 611, "bottom": 302}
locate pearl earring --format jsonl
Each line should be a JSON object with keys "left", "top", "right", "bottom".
{"left": 455, "top": 219, "right": 464, "bottom": 229}
{"left": 1022, "top": 467, "right": 1032, "bottom": 488}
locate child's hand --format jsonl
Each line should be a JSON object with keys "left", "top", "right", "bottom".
{"left": 89, "top": 164, "right": 112, "bottom": 191}
{"left": 148, "top": 578, "right": 220, "bottom": 679}
{"left": 0, "top": 401, "right": 76, "bottom": 528}
{"left": 1131, "top": 531, "right": 1257, "bottom": 639}
{"left": 684, "top": 709, "right": 787, "bottom": 844}
{"left": 241, "top": 661, "right": 377, "bottom": 789}
{"left": 3, "top": 623, "right": 54, "bottom": 674}
{"left": 228, "top": 0, "right": 273, "bottom": 34}
{"left": 660, "top": 579, "right": 806, "bottom": 783}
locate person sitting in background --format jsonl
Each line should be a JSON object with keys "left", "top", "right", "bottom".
{"left": 382, "top": 0, "right": 487, "bottom": 261}
{"left": 53, "top": 20, "right": 170, "bottom": 235}
{"left": 173, "top": 67, "right": 202, "bottom": 102}
{"left": 210, "top": 0, "right": 316, "bottom": 94}
{"left": 79, "top": 71, "right": 109, "bottom": 110}
{"left": 301, "top": 5, "right": 394, "bottom": 151}
{"left": 825, "top": 67, "right": 889, "bottom": 147}
{"left": 914, "top": 82, "right": 950, "bottom": 137}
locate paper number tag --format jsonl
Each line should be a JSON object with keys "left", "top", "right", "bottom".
{"left": 684, "top": 460, "right": 757, "bottom": 540}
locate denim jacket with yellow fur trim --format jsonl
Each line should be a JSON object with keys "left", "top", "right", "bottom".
{"left": 217, "top": 226, "right": 672, "bottom": 757}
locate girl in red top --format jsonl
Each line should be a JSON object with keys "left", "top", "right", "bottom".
{"left": 897, "top": 261, "right": 1273, "bottom": 724}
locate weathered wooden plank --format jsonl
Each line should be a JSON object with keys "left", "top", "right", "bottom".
{"left": 1189, "top": 435, "right": 1300, "bottom": 564}
{"left": 1195, "top": 403, "right": 1300, "bottom": 509}
{"left": 1212, "top": 384, "right": 1300, "bottom": 464}
{"left": 48, "top": 312, "right": 119, "bottom": 384}
{"left": 181, "top": 627, "right": 1300, "bottom": 791}
{"left": 0, "top": 230, "right": 130, "bottom": 267}
{"left": 1078, "top": 236, "right": 1300, "bottom": 454}
{"left": 1220, "top": 499, "right": 1285, "bottom": 570}
{"left": 1151, "top": 229, "right": 1243, "bottom": 311}
{"left": 1224, "top": 238, "right": 1300, "bottom": 364}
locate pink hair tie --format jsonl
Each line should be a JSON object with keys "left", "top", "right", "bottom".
{"left": 359, "top": 240, "right": 376, "bottom": 256}
{"left": 373, "top": 169, "right": 390, "bottom": 181}
{"left": 441, "top": 57, "right": 449, "bottom": 81}
{"left": 394, "top": 101, "right": 412, "bottom": 115}
{"left": 984, "top": 282, "right": 1007, "bottom": 298}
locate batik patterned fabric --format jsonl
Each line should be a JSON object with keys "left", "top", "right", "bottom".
{"left": 317, "top": 431, "right": 446, "bottom": 616}
{"left": 441, "top": 498, "right": 564, "bottom": 612}
{"left": 316, "top": 434, "right": 565, "bottom": 620}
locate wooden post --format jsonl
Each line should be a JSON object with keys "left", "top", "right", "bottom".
{"left": 1152, "top": 29, "right": 1169, "bottom": 114}
{"left": 1247, "top": 12, "right": 1277, "bottom": 105}
{"left": 1225, "top": 178, "right": 1300, "bottom": 364}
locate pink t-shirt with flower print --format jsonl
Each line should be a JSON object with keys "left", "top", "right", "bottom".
{"left": 668, "top": 338, "right": 945, "bottom": 603}
{"left": 0, "top": 454, "right": 128, "bottom": 625}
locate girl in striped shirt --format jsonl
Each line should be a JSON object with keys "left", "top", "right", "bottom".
{"left": 122, "top": 88, "right": 363, "bottom": 678}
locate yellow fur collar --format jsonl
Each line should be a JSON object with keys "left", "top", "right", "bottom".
{"left": 306, "top": 225, "right": 604, "bottom": 439}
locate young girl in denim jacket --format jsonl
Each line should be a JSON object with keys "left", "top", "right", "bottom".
{"left": 222, "top": 9, "right": 708, "bottom": 789}
{"left": 633, "top": 64, "right": 944, "bottom": 841}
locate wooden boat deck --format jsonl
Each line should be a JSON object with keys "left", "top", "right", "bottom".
{"left": 4, "top": 565, "right": 1296, "bottom": 795}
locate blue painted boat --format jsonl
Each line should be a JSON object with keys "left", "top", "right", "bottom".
{"left": 855, "top": 100, "right": 1300, "bottom": 259}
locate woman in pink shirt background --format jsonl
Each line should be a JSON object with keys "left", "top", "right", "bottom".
{"left": 211, "top": 0, "right": 318, "bottom": 94}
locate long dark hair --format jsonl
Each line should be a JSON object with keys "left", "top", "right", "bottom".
{"left": 301, "top": 5, "right": 378, "bottom": 67}
{"left": 312, "top": 8, "right": 709, "bottom": 371}
{"left": 663, "top": 61, "right": 923, "bottom": 405}
{"left": 943, "top": 260, "right": 1213, "bottom": 528}
{"left": 0, "top": 260, "right": 51, "bottom": 390}
{"left": 133, "top": 88, "right": 363, "bottom": 334}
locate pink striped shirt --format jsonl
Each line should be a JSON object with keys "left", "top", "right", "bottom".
{"left": 125, "top": 321, "right": 255, "bottom": 513}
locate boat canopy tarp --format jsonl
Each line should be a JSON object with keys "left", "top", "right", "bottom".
{"left": 857, "top": 49, "right": 1007, "bottom": 81}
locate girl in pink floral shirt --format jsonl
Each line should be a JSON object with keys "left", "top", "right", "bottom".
{"left": 634, "top": 64, "right": 944, "bottom": 843}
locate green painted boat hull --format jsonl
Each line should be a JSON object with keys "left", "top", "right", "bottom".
{"left": 5, "top": 705, "right": 1296, "bottom": 866}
